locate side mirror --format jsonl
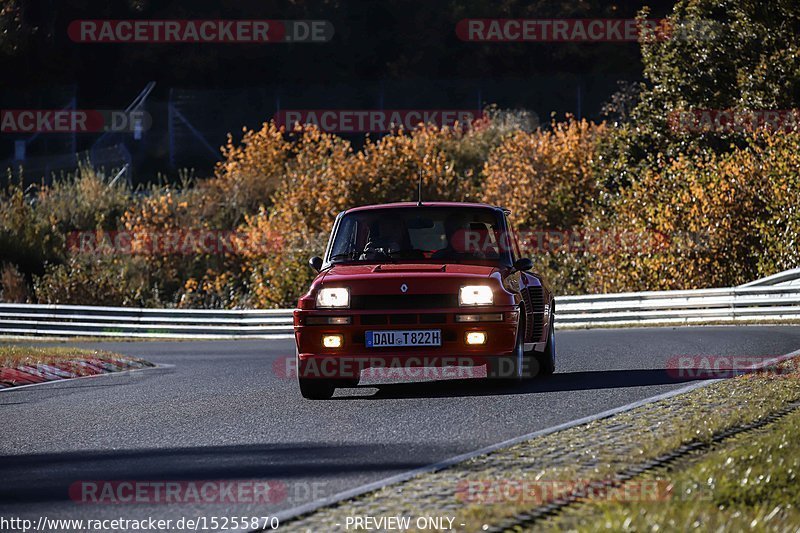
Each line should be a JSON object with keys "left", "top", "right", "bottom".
{"left": 309, "top": 256, "right": 323, "bottom": 272}
{"left": 513, "top": 257, "right": 533, "bottom": 272}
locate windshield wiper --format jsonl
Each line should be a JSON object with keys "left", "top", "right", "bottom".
{"left": 388, "top": 248, "right": 428, "bottom": 256}
{"left": 329, "top": 251, "right": 359, "bottom": 261}
{"left": 331, "top": 248, "right": 409, "bottom": 263}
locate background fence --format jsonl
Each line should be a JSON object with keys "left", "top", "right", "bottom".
{"left": 1, "top": 270, "right": 798, "bottom": 339}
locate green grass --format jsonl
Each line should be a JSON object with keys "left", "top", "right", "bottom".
{"left": 544, "top": 407, "right": 800, "bottom": 532}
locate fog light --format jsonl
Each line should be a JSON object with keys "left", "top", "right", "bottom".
{"left": 322, "top": 334, "right": 343, "bottom": 348}
{"left": 466, "top": 331, "right": 487, "bottom": 345}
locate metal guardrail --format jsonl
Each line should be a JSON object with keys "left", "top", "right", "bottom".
{"left": 0, "top": 284, "right": 799, "bottom": 339}
{"left": 556, "top": 285, "right": 800, "bottom": 328}
{"left": 0, "top": 304, "right": 294, "bottom": 339}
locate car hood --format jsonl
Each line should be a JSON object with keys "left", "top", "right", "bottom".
{"left": 322, "top": 263, "right": 497, "bottom": 281}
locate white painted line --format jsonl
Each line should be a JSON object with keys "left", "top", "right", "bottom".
{"left": 271, "top": 347, "right": 800, "bottom": 526}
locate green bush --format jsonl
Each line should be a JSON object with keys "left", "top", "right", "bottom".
{"left": 0, "top": 262, "right": 30, "bottom": 303}
{"left": 601, "top": 0, "right": 800, "bottom": 189}
{"left": 37, "top": 162, "right": 131, "bottom": 232}
{"left": 33, "top": 255, "right": 165, "bottom": 307}
{"left": 0, "top": 173, "right": 58, "bottom": 279}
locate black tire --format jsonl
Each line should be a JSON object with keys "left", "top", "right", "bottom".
{"left": 488, "top": 318, "right": 525, "bottom": 381}
{"left": 298, "top": 377, "right": 336, "bottom": 400}
{"left": 534, "top": 320, "right": 556, "bottom": 376}
{"left": 296, "top": 349, "right": 337, "bottom": 399}
{"left": 338, "top": 377, "right": 360, "bottom": 388}
{"left": 488, "top": 355, "right": 521, "bottom": 381}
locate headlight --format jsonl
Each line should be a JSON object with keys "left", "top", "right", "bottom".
{"left": 316, "top": 287, "right": 350, "bottom": 308}
{"left": 459, "top": 285, "right": 493, "bottom": 306}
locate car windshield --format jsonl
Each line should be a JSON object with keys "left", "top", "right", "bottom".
{"left": 327, "top": 207, "right": 513, "bottom": 266}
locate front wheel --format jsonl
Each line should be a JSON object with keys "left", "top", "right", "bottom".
{"left": 534, "top": 321, "right": 556, "bottom": 376}
{"left": 487, "top": 318, "right": 526, "bottom": 381}
{"left": 298, "top": 377, "right": 336, "bottom": 400}
{"left": 296, "top": 349, "right": 337, "bottom": 399}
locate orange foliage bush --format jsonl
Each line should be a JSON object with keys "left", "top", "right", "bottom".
{"left": 203, "top": 122, "right": 291, "bottom": 226}
{"left": 117, "top": 185, "right": 246, "bottom": 307}
{"left": 480, "top": 119, "right": 607, "bottom": 293}
{"left": 482, "top": 119, "right": 605, "bottom": 230}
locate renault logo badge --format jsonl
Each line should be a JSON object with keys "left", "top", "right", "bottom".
{"left": 400, "top": 283, "right": 408, "bottom": 293}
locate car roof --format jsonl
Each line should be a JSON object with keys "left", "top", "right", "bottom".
{"left": 343, "top": 201, "right": 506, "bottom": 214}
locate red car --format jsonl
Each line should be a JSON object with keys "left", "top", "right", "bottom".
{"left": 293, "top": 202, "right": 556, "bottom": 399}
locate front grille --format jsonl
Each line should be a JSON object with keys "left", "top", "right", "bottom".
{"left": 420, "top": 313, "right": 447, "bottom": 324}
{"left": 359, "top": 313, "right": 447, "bottom": 326}
{"left": 351, "top": 294, "right": 458, "bottom": 310}
{"left": 390, "top": 314, "right": 417, "bottom": 325}
{"left": 361, "top": 315, "right": 388, "bottom": 325}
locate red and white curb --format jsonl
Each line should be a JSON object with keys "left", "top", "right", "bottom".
{"left": 0, "top": 355, "right": 156, "bottom": 390}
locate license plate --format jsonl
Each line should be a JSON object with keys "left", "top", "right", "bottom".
{"left": 366, "top": 329, "right": 442, "bottom": 348}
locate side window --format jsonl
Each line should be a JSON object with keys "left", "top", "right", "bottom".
{"left": 329, "top": 217, "right": 355, "bottom": 258}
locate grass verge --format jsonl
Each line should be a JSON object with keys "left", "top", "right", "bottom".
{"left": 543, "top": 405, "right": 800, "bottom": 532}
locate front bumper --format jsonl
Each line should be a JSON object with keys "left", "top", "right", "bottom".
{"left": 293, "top": 306, "right": 518, "bottom": 378}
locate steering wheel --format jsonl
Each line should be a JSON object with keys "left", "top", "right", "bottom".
{"left": 361, "top": 240, "right": 400, "bottom": 259}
